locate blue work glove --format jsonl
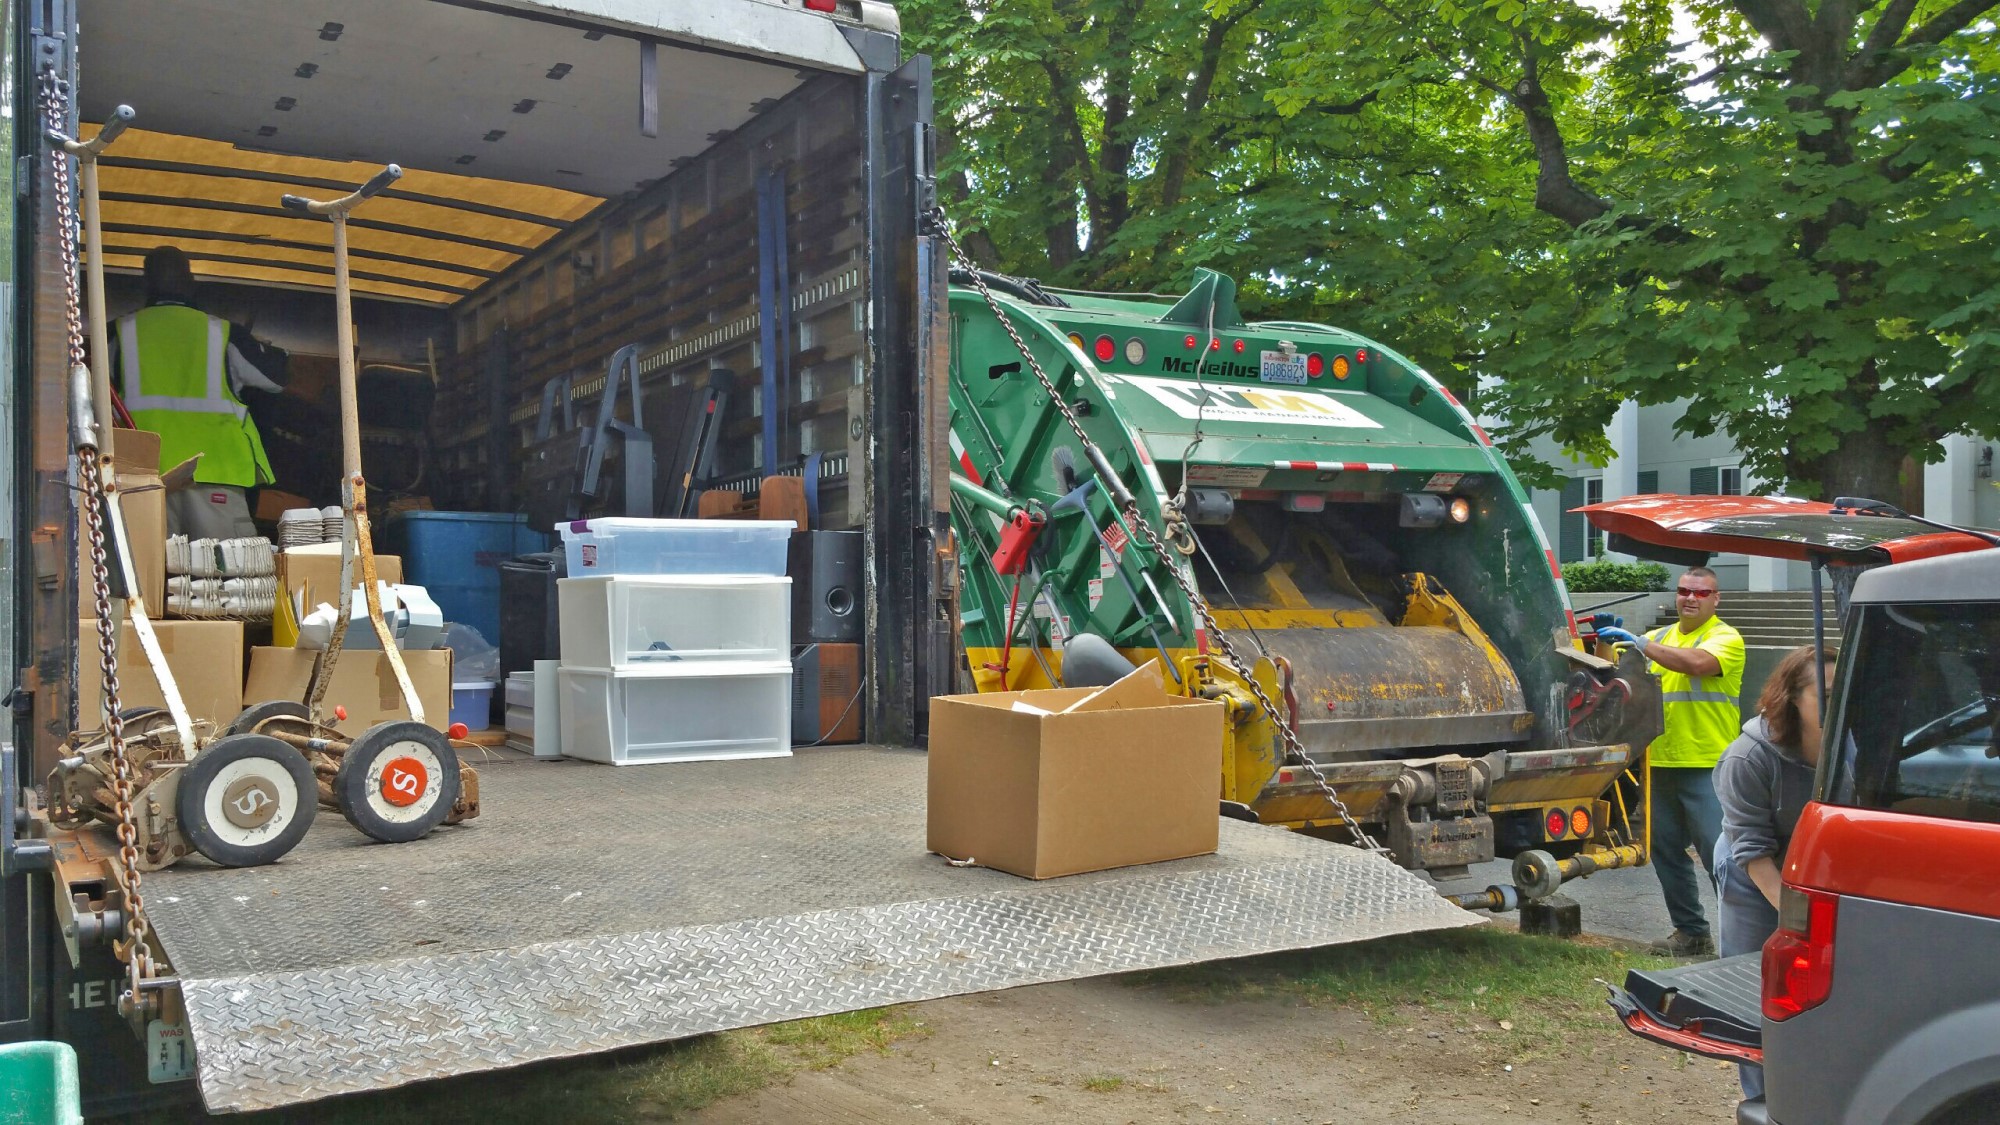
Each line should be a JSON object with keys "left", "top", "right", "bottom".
{"left": 1595, "top": 626, "right": 1641, "bottom": 648}
{"left": 1589, "top": 612, "right": 1623, "bottom": 631}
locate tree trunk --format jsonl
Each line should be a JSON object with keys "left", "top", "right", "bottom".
{"left": 1803, "top": 426, "right": 1908, "bottom": 503}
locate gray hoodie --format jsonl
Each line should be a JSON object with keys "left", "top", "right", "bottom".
{"left": 1715, "top": 715, "right": 1819, "bottom": 869}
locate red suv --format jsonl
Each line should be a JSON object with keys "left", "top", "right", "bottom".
{"left": 1584, "top": 496, "right": 2000, "bottom": 1124}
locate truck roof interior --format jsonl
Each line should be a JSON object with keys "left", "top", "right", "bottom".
{"left": 79, "top": 0, "right": 855, "bottom": 303}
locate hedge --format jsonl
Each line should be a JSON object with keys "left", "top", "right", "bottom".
{"left": 1559, "top": 560, "right": 1670, "bottom": 593}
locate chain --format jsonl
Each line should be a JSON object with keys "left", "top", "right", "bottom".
{"left": 933, "top": 212, "right": 1384, "bottom": 855}
{"left": 43, "top": 69, "right": 156, "bottom": 992}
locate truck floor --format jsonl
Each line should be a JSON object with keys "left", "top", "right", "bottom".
{"left": 140, "top": 745, "right": 1475, "bottom": 1112}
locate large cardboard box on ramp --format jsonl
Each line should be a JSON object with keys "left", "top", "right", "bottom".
{"left": 927, "top": 661, "right": 1223, "bottom": 879}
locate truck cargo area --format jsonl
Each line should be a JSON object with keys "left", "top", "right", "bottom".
{"left": 139, "top": 747, "right": 1474, "bottom": 1112}
{"left": 1, "top": 1, "right": 1486, "bottom": 1114}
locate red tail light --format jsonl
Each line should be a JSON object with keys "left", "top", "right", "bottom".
{"left": 1093, "top": 335, "right": 1116, "bottom": 363}
{"left": 1762, "top": 885, "right": 1838, "bottom": 1020}
{"left": 1544, "top": 808, "right": 1568, "bottom": 840}
{"left": 1306, "top": 353, "right": 1326, "bottom": 378}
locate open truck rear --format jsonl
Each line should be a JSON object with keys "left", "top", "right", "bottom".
{"left": 0, "top": 1, "right": 1477, "bottom": 1114}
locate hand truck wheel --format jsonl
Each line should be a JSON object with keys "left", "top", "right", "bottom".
{"left": 175, "top": 733, "right": 318, "bottom": 867}
{"left": 113, "top": 706, "right": 180, "bottom": 742}
{"left": 228, "top": 699, "right": 311, "bottom": 736}
{"left": 334, "top": 721, "right": 460, "bottom": 843}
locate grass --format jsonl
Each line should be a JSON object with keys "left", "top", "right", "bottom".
{"left": 1080, "top": 1074, "right": 1126, "bottom": 1092}
{"left": 113, "top": 1008, "right": 924, "bottom": 1125}
{"left": 1132, "top": 926, "right": 1674, "bottom": 1060}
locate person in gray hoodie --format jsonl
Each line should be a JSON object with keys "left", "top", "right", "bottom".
{"left": 1714, "top": 642, "right": 1839, "bottom": 1098}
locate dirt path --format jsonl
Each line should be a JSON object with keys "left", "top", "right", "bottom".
{"left": 686, "top": 972, "right": 1740, "bottom": 1124}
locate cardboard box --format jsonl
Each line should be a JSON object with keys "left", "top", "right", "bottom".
{"left": 243, "top": 645, "right": 451, "bottom": 736}
{"left": 280, "top": 543, "right": 404, "bottom": 608}
{"left": 253, "top": 489, "right": 313, "bottom": 523}
{"left": 75, "top": 618, "right": 244, "bottom": 730}
{"left": 927, "top": 661, "right": 1223, "bottom": 879}
{"left": 78, "top": 428, "right": 166, "bottom": 615}
{"left": 274, "top": 544, "right": 404, "bottom": 648}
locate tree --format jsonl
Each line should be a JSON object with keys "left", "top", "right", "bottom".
{"left": 903, "top": 0, "right": 1322, "bottom": 285}
{"left": 1271, "top": 0, "right": 2000, "bottom": 501}
{"left": 908, "top": 1, "right": 2000, "bottom": 502}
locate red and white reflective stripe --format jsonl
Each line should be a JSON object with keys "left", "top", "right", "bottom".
{"left": 1469, "top": 422, "right": 1494, "bottom": 447}
{"left": 1272, "top": 460, "right": 1398, "bottom": 473}
{"left": 948, "top": 428, "right": 981, "bottom": 485}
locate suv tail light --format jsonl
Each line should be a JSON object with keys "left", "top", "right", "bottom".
{"left": 1762, "top": 885, "right": 1838, "bottom": 1020}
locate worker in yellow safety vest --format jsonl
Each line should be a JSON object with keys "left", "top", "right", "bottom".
{"left": 110, "top": 247, "right": 288, "bottom": 539}
{"left": 1593, "top": 565, "right": 1745, "bottom": 958}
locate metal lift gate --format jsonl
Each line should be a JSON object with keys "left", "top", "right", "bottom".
{"left": 139, "top": 748, "right": 1473, "bottom": 1112}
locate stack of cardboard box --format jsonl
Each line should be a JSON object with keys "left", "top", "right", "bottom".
{"left": 245, "top": 544, "right": 450, "bottom": 736}
{"left": 74, "top": 428, "right": 448, "bottom": 737}
{"left": 75, "top": 429, "right": 247, "bottom": 730}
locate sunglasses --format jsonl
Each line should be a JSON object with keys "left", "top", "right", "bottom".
{"left": 1676, "top": 587, "right": 1718, "bottom": 598}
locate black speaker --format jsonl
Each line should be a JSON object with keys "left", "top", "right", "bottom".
{"left": 498, "top": 550, "right": 565, "bottom": 675}
{"left": 787, "top": 530, "right": 863, "bottom": 643}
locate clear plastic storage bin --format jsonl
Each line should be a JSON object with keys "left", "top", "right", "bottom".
{"left": 558, "top": 518, "right": 794, "bottom": 577}
{"left": 557, "top": 575, "right": 790, "bottom": 669}
{"left": 559, "top": 662, "right": 793, "bottom": 765}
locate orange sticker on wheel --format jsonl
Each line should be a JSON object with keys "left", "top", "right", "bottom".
{"left": 380, "top": 757, "right": 430, "bottom": 807}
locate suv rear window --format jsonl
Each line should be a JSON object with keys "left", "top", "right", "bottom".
{"left": 1826, "top": 602, "right": 2000, "bottom": 823}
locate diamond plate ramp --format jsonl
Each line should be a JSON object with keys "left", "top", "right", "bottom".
{"left": 144, "top": 747, "right": 1475, "bottom": 1112}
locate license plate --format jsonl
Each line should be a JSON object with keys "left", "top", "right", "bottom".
{"left": 148, "top": 1018, "right": 194, "bottom": 1083}
{"left": 1259, "top": 350, "right": 1307, "bottom": 385}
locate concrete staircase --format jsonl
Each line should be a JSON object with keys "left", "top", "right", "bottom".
{"left": 1727, "top": 591, "right": 1841, "bottom": 715}
{"left": 1721, "top": 590, "right": 1842, "bottom": 649}
{"left": 1577, "top": 590, "right": 1841, "bottom": 717}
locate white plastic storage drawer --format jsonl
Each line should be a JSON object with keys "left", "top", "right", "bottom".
{"left": 559, "top": 662, "right": 793, "bottom": 765}
{"left": 558, "top": 575, "right": 790, "bottom": 669}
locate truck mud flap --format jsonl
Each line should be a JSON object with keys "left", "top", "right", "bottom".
{"left": 142, "top": 748, "right": 1475, "bottom": 1112}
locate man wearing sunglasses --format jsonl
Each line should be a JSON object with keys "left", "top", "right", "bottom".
{"left": 1595, "top": 567, "right": 1745, "bottom": 957}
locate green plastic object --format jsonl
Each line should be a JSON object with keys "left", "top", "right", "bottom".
{"left": 0, "top": 1041, "right": 82, "bottom": 1125}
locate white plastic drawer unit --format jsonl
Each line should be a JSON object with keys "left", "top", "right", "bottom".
{"left": 559, "top": 662, "right": 793, "bottom": 765}
{"left": 558, "top": 518, "right": 793, "bottom": 577}
{"left": 557, "top": 575, "right": 791, "bottom": 669}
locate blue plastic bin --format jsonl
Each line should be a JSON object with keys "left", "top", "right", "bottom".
{"left": 451, "top": 681, "right": 497, "bottom": 731}
{"left": 0, "top": 1041, "right": 82, "bottom": 1125}
{"left": 381, "top": 512, "right": 548, "bottom": 647}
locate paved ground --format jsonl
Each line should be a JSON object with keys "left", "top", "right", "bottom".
{"left": 1440, "top": 849, "right": 1720, "bottom": 945}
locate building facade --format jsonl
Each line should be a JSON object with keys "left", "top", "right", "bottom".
{"left": 1512, "top": 400, "right": 1999, "bottom": 591}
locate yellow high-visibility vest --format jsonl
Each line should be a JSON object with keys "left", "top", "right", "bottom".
{"left": 1645, "top": 615, "right": 1746, "bottom": 768}
{"left": 116, "top": 306, "right": 272, "bottom": 488}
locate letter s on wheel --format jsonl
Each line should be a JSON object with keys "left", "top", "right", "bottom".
{"left": 335, "top": 721, "right": 460, "bottom": 844}
{"left": 175, "top": 734, "right": 318, "bottom": 867}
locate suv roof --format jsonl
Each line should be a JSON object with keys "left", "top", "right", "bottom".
{"left": 1852, "top": 545, "right": 2000, "bottom": 605}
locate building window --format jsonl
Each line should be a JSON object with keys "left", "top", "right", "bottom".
{"left": 1584, "top": 477, "right": 1604, "bottom": 557}
{"left": 1690, "top": 465, "right": 1743, "bottom": 496}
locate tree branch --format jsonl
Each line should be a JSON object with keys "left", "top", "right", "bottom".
{"left": 1905, "top": 0, "right": 1999, "bottom": 47}
{"left": 1157, "top": 0, "right": 1264, "bottom": 211}
{"left": 1854, "top": 0, "right": 1920, "bottom": 66}
{"left": 1730, "top": 0, "right": 1813, "bottom": 54}
{"left": 1849, "top": 0, "right": 1999, "bottom": 87}
{"left": 1309, "top": 89, "right": 1381, "bottom": 116}
{"left": 1509, "top": 58, "right": 1612, "bottom": 227}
